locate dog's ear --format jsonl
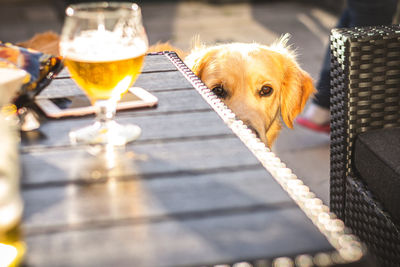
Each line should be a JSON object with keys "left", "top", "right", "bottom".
{"left": 185, "top": 47, "right": 216, "bottom": 78}
{"left": 280, "top": 59, "right": 315, "bottom": 128}
{"left": 148, "top": 42, "right": 187, "bottom": 59}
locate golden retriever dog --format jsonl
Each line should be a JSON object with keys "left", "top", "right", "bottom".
{"left": 20, "top": 32, "right": 314, "bottom": 147}
{"left": 183, "top": 36, "right": 315, "bottom": 147}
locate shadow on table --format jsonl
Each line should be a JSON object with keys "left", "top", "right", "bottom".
{"left": 21, "top": 143, "right": 333, "bottom": 266}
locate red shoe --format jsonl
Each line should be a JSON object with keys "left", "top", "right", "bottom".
{"left": 296, "top": 117, "right": 330, "bottom": 134}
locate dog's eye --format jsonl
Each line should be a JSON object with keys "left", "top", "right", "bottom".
{"left": 259, "top": 85, "right": 273, "bottom": 97}
{"left": 211, "top": 86, "right": 227, "bottom": 98}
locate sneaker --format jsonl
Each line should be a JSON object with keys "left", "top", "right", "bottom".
{"left": 296, "top": 117, "right": 330, "bottom": 133}
{"left": 296, "top": 103, "right": 330, "bottom": 134}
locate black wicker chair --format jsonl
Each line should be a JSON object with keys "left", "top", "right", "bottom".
{"left": 330, "top": 25, "right": 400, "bottom": 267}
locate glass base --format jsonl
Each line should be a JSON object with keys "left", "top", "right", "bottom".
{"left": 69, "top": 120, "right": 141, "bottom": 146}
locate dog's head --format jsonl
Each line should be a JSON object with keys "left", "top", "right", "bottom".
{"left": 185, "top": 36, "right": 315, "bottom": 147}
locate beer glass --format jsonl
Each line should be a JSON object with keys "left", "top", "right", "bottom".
{"left": 60, "top": 2, "right": 148, "bottom": 146}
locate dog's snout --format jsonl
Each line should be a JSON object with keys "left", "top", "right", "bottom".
{"left": 249, "top": 126, "right": 260, "bottom": 139}
{"left": 244, "top": 123, "right": 260, "bottom": 139}
{"left": 240, "top": 119, "right": 267, "bottom": 144}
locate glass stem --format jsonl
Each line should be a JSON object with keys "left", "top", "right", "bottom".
{"left": 95, "top": 100, "right": 116, "bottom": 127}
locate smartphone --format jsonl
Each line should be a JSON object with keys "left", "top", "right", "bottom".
{"left": 35, "top": 87, "right": 158, "bottom": 118}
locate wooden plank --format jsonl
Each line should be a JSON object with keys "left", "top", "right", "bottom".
{"left": 21, "top": 137, "right": 262, "bottom": 186}
{"left": 36, "top": 78, "right": 84, "bottom": 99}
{"left": 135, "top": 89, "right": 211, "bottom": 113}
{"left": 24, "top": 208, "right": 333, "bottom": 267}
{"left": 141, "top": 54, "right": 177, "bottom": 73}
{"left": 54, "top": 54, "right": 178, "bottom": 79}
{"left": 54, "top": 67, "right": 70, "bottom": 79}
{"left": 34, "top": 89, "right": 211, "bottom": 121}
{"left": 22, "top": 111, "right": 232, "bottom": 149}
{"left": 134, "top": 71, "right": 193, "bottom": 91}
{"left": 22, "top": 169, "right": 293, "bottom": 230}
{"left": 28, "top": 88, "right": 217, "bottom": 149}
{"left": 39, "top": 70, "right": 193, "bottom": 101}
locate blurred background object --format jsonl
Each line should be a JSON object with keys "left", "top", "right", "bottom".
{"left": 0, "top": 69, "right": 28, "bottom": 107}
{"left": 0, "top": 77, "right": 26, "bottom": 267}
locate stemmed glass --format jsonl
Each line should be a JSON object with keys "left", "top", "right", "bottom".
{"left": 60, "top": 2, "right": 148, "bottom": 146}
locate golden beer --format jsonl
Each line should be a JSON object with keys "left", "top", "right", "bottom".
{"left": 64, "top": 54, "right": 145, "bottom": 102}
{"left": 0, "top": 223, "right": 25, "bottom": 267}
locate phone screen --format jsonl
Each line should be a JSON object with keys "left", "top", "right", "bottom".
{"left": 50, "top": 90, "right": 142, "bottom": 110}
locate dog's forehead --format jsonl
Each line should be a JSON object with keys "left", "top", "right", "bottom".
{"left": 218, "top": 47, "right": 284, "bottom": 76}
{"left": 215, "top": 43, "right": 262, "bottom": 58}
{"left": 197, "top": 44, "right": 287, "bottom": 85}
{"left": 215, "top": 45, "right": 283, "bottom": 65}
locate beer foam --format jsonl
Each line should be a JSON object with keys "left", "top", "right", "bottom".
{"left": 61, "top": 30, "right": 147, "bottom": 62}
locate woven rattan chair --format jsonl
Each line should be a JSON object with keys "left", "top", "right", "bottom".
{"left": 330, "top": 25, "right": 400, "bottom": 266}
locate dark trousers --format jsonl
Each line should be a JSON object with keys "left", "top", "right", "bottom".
{"left": 314, "top": 0, "right": 398, "bottom": 109}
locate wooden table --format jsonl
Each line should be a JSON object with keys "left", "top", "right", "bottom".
{"left": 20, "top": 53, "right": 371, "bottom": 266}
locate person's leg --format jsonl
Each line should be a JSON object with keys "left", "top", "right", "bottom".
{"left": 316, "top": 0, "right": 397, "bottom": 106}
{"left": 347, "top": 0, "right": 397, "bottom": 27}
{"left": 313, "top": 9, "right": 351, "bottom": 110}
{"left": 297, "top": 9, "right": 351, "bottom": 133}
{"left": 298, "top": 0, "right": 398, "bottom": 132}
